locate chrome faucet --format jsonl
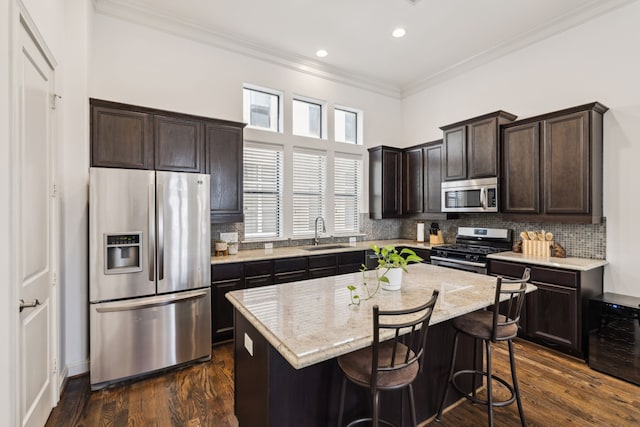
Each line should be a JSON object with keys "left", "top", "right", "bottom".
{"left": 314, "top": 216, "right": 326, "bottom": 246}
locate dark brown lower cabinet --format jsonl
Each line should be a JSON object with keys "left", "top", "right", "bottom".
{"left": 308, "top": 254, "right": 338, "bottom": 279}
{"left": 274, "top": 257, "right": 308, "bottom": 284}
{"left": 211, "top": 263, "right": 244, "bottom": 342}
{"left": 488, "top": 259, "right": 603, "bottom": 358}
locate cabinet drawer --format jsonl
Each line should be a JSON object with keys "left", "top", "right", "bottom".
{"left": 308, "top": 254, "right": 337, "bottom": 269}
{"left": 309, "top": 266, "right": 338, "bottom": 279}
{"left": 274, "top": 257, "right": 308, "bottom": 273}
{"left": 531, "top": 267, "right": 578, "bottom": 288}
{"left": 274, "top": 270, "right": 308, "bottom": 284}
{"left": 244, "top": 260, "right": 273, "bottom": 277}
{"left": 488, "top": 260, "right": 526, "bottom": 278}
{"left": 337, "top": 251, "right": 363, "bottom": 266}
{"left": 212, "top": 263, "right": 243, "bottom": 281}
{"left": 245, "top": 274, "right": 273, "bottom": 288}
{"left": 338, "top": 264, "right": 362, "bottom": 275}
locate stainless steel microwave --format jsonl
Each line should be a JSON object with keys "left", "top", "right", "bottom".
{"left": 441, "top": 177, "right": 499, "bottom": 213}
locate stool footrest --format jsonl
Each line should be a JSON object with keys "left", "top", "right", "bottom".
{"left": 346, "top": 417, "right": 396, "bottom": 427}
{"left": 451, "top": 369, "right": 516, "bottom": 408}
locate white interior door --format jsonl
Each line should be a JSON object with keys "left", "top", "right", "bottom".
{"left": 17, "top": 18, "right": 57, "bottom": 427}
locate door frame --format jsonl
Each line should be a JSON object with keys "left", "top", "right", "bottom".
{"left": 6, "top": 1, "right": 61, "bottom": 424}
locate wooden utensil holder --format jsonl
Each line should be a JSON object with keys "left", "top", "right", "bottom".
{"left": 522, "top": 240, "right": 553, "bottom": 257}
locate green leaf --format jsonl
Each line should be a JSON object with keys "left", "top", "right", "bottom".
{"left": 353, "top": 295, "right": 359, "bottom": 299}
{"left": 379, "top": 275, "right": 389, "bottom": 283}
{"left": 347, "top": 285, "right": 356, "bottom": 291}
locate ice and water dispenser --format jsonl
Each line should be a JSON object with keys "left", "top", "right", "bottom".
{"left": 104, "top": 233, "right": 143, "bottom": 274}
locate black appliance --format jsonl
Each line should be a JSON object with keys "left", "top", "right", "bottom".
{"left": 430, "top": 227, "right": 513, "bottom": 274}
{"left": 588, "top": 293, "right": 640, "bottom": 385}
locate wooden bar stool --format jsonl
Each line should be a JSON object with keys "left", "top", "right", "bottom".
{"left": 336, "top": 290, "right": 439, "bottom": 427}
{"left": 436, "top": 269, "right": 531, "bottom": 426}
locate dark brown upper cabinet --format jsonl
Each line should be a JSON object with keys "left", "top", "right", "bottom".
{"left": 205, "top": 123, "right": 245, "bottom": 224}
{"left": 154, "top": 115, "right": 204, "bottom": 173}
{"left": 91, "top": 101, "right": 153, "bottom": 170}
{"left": 501, "top": 102, "right": 608, "bottom": 224}
{"left": 402, "top": 140, "right": 444, "bottom": 216}
{"left": 441, "top": 111, "right": 517, "bottom": 181}
{"left": 369, "top": 146, "right": 402, "bottom": 219}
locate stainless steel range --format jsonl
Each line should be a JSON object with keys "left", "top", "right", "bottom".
{"left": 430, "top": 227, "right": 513, "bottom": 274}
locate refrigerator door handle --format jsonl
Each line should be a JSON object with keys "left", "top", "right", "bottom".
{"left": 94, "top": 289, "right": 209, "bottom": 313}
{"left": 148, "top": 182, "right": 155, "bottom": 282}
{"left": 157, "top": 182, "right": 164, "bottom": 281}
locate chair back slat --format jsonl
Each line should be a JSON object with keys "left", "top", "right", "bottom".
{"left": 491, "top": 268, "right": 531, "bottom": 342}
{"left": 370, "top": 290, "right": 439, "bottom": 388}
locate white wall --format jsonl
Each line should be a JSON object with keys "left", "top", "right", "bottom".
{"left": 401, "top": 1, "right": 640, "bottom": 296}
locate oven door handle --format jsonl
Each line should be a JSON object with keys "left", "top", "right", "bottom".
{"left": 430, "top": 256, "right": 486, "bottom": 268}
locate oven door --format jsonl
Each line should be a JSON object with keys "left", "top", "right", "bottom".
{"left": 431, "top": 256, "right": 487, "bottom": 274}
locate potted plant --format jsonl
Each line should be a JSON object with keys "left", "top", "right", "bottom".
{"left": 371, "top": 244, "right": 423, "bottom": 291}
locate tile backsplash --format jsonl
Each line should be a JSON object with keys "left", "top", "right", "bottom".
{"left": 212, "top": 213, "right": 606, "bottom": 259}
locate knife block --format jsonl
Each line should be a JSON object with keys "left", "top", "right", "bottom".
{"left": 429, "top": 231, "right": 445, "bottom": 245}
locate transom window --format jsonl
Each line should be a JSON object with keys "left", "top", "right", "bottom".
{"left": 293, "top": 96, "right": 326, "bottom": 139}
{"left": 335, "top": 107, "right": 359, "bottom": 144}
{"left": 243, "top": 85, "right": 282, "bottom": 132}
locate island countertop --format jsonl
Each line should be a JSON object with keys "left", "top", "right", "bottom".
{"left": 226, "top": 263, "right": 534, "bottom": 369}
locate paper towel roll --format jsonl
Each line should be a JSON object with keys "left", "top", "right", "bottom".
{"left": 416, "top": 222, "right": 425, "bottom": 242}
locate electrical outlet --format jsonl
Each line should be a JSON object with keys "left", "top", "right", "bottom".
{"left": 244, "top": 333, "right": 254, "bottom": 356}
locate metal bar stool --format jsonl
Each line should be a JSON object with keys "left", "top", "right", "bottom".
{"left": 436, "top": 268, "right": 531, "bottom": 426}
{"left": 336, "top": 290, "right": 439, "bottom": 427}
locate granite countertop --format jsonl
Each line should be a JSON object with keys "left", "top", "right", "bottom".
{"left": 226, "top": 263, "right": 535, "bottom": 369}
{"left": 487, "top": 251, "right": 607, "bottom": 271}
{"left": 211, "top": 239, "right": 434, "bottom": 264}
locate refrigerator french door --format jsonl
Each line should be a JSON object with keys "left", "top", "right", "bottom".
{"left": 89, "top": 168, "right": 211, "bottom": 390}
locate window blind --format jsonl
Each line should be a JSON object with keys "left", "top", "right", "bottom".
{"left": 243, "top": 142, "right": 283, "bottom": 238}
{"left": 293, "top": 148, "right": 326, "bottom": 235}
{"left": 334, "top": 154, "right": 361, "bottom": 233}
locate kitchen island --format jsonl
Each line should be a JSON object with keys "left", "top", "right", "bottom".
{"left": 226, "top": 263, "right": 534, "bottom": 426}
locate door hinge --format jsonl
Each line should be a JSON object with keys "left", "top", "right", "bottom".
{"left": 52, "top": 358, "right": 57, "bottom": 374}
{"left": 51, "top": 94, "right": 62, "bottom": 110}
{"left": 51, "top": 184, "right": 57, "bottom": 198}
{"left": 52, "top": 272, "right": 57, "bottom": 286}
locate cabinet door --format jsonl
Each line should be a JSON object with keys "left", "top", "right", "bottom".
{"left": 423, "top": 142, "right": 443, "bottom": 213}
{"left": 206, "top": 123, "right": 244, "bottom": 223}
{"left": 402, "top": 148, "right": 423, "bottom": 215}
{"left": 382, "top": 149, "right": 403, "bottom": 217}
{"left": 543, "top": 111, "right": 590, "bottom": 214}
{"left": 502, "top": 122, "right": 541, "bottom": 213}
{"left": 154, "top": 115, "right": 204, "bottom": 173}
{"left": 212, "top": 278, "right": 243, "bottom": 342}
{"left": 91, "top": 105, "right": 152, "bottom": 169}
{"left": 443, "top": 126, "right": 466, "bottom": 181}
{"left": 526, "top": 282, "right": 578, "bottom": 352}
{"left": 467, "top": 118, "right": 498, "bottom": 178}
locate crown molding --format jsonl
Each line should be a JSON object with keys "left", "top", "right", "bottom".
{"left": 93, "top": 0, "right": 403, "bottom": 99}
{"left": 401, "top": 0, "right": 637, "bottom": 97}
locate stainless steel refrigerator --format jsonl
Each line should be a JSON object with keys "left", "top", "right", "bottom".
{"left": 89, "top": 167, "right": 211, "bottom": 390}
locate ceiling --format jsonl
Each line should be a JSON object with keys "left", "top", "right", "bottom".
{"left": 95, "top": 0, "right": 634, "bottom": 98}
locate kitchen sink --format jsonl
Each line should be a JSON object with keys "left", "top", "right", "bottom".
{"left": 302, "top": 244, "right": 352, "bottom": 251}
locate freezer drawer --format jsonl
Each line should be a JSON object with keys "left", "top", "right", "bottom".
{"left": 90, "top": 288, "right": 212, "bottom": 389}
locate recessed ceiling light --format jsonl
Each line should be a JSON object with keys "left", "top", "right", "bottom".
{"left": 392, "top": 28, "right": 407, "bottom": 38}
{"left": 315, "top": 49, "right": 328, "bottom": 58}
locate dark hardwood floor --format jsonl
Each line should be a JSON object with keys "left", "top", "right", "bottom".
{"left": 46, "top": 339, "right": 639, "bottom": 427}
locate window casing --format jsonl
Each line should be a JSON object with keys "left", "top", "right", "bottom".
{"left": 243, "top": 85, "right": 282, "bottom": 132}
{"left": 335, "top": 107, "right": 359, "bottom": 144}
{"left": 293, "top": 97, "right": 325, "bottom": 139}
{"left": 334, "top": 154, "right": 362, "bottom": 233}
{"left": 243, "top": 142, "right": 284, "bottom": 239}
{"left": 292, "top": 148, "right": 326, "bottom": 235}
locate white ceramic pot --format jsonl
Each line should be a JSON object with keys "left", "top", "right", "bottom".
{"left": 228, "top": 244, "right": 238, "bottom": 255}
{"left": 381, "top": 268, "right": 403, "bottom": 291}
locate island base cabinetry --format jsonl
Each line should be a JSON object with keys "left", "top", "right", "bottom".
{"left": 234, "top": 310, "right": 480, "bottom": 427}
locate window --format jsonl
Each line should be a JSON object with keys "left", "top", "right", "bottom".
{"left": 293, "top": 97, "right": 325, "bottom": 139}
{"left": 243, "top": 142, "right": 283, "bottom": 239}
{"left": 243, "top": 85, "right": 282, "bottom": 132}
{"left": 292, "top": 148, "right": 326, "bottom": 235}
{"left": 335, "top": 107, "right": 359, "bottom": 144}
{"left": 334, "top": 154, "right": 362, "bottom": 233}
